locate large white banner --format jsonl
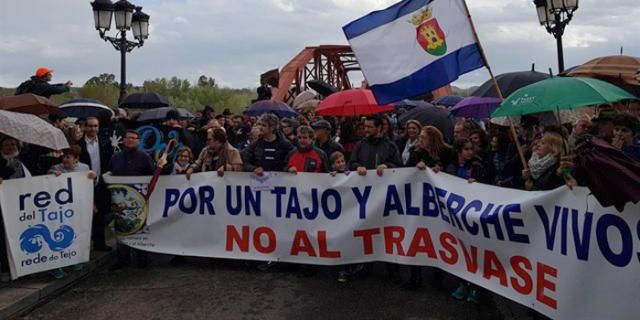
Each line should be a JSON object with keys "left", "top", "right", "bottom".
{"left": 104, "top": 168, "right": 640, "bottom": 320}
{"left": 0, "top": 173, "right": 94, "bottom": 279}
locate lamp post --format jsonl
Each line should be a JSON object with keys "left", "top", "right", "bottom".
{"left": 533, "top": 0, "right": 578, "bottom": 73}
{"left": 91, "top": 0, "right": 150, "bottom": 103}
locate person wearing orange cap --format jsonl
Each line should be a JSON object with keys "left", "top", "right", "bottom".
{"left": 14, "top": 67, "right": 72, "bottom": 98}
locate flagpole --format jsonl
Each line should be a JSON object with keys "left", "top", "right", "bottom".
{"left": 460, "top": 0, "right": 528, "bottom": 170}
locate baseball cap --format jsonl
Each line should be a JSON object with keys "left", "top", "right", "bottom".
{"left": 35, "top": 67, "right": 54, "bottom": 78}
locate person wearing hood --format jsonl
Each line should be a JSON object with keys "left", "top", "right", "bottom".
{"left": 15, "top": 67, "right": 72, "bottom": 98}
{"left": 349, "top": 115, "right": 402, "bottom": 176}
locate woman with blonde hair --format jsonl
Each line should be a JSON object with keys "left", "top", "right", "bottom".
{"left": 522, "top": 131, "right": 565, "bottom": 191}
{"left": 407, "top": 126, "right": 455, "bottom": 171}
{"left": 398, "top": 120, "right": 422, "bottom": 165}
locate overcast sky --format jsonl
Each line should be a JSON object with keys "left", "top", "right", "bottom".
{"left": 0, "top": 0, "right": 638, "bottom": 90}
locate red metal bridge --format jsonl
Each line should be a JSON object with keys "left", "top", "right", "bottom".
{"left": 271, "top": 45, "right": 452, "bottom": 103}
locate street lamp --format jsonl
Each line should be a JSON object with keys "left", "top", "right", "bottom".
{"left": 90, "top": 0, "right": 150, "bottom": 103}
{"left": 533, "top": 0, "right": 578, "bottom": 73}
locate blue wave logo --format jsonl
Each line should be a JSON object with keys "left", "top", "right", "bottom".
{"left": 19, "top": 224, "right": 75, "bottom": 253}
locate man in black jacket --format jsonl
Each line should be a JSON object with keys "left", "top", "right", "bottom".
{"left": 241, "top": 114, "right": 293, "bottom": 175}
{"left": 79, "top": 117, "right": 113, "bottom": 251}
{"left": 349, "top": 115, "right": 402, "bottom": 176}
{"left": 15, "top": 67, "right": 72, "bottom": 98}
{"left": 312, "top": 119, "right": 344, "bottom": 159}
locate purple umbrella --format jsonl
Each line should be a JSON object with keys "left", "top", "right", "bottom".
{"left": 450, "top": 96, "right": 502, "bottom": 119}
{"left": 246, "top": 100, "right": 297, "bottom": 118}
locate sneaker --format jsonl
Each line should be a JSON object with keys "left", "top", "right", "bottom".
{"left": 0, "top": 273, "right": 10, "bottom": 282}
{"left": 72, "top": 264, "right": 84, "bottom": 271}
{"left": 337, "top": 270, "right": 349, "bottom": 283}
{"left": 51, "top": 268, "right": 67, "bottom": 279}
{"left": 451, "top": 283, "right": 469, "bottom": 300}
{"left": 466, "top": 288, "right": 480, "bottom": 304}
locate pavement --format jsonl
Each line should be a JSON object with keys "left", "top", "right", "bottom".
{"left": 8, "top": 253, "right": 541, "bottom": 320}
{"left": 0, "top": 238, "right": 116, "bottom": 320}
{"left": 0, "top": 236, "right": 541, "bottom": 320}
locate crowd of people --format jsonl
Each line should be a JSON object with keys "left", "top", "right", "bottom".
{"left": 1, "top": 68, "right": 640, "bottom": 307}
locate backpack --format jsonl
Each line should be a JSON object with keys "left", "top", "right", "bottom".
{"left": 14, "top": 79, "right": 36, "bottom": 95}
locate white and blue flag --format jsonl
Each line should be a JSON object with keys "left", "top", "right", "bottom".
{"left": 343, "top": 0, "right": 485, "bottom": 104}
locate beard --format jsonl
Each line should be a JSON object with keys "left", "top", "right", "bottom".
{"left": 2, "top": 151, "right": 19, "bottom": 161}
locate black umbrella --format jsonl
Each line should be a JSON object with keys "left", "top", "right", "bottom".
{"left": 394, "top": 99, "right": 431, "bottom": 111}
{"left": 119, "top": 92, "right": 170, "bottom": 109}
{"left": 472, "top": 70, "right": 550, "bottom": 98}
{"left": 136, "top": 107, "right": 194, "bottom": 122}
{"left": 307, "top": 80, "right": 338, "bottom": 97}
{"left": 398, "top": 104, "right": 455, "bottom": 142}
{"left": 59, "top": 98, "right": 113, "bottom": 118}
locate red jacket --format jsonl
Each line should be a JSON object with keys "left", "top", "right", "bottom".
{"left": 286, "top": 147, "right": 329, "bottom": 173}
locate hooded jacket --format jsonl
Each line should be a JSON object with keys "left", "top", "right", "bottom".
{"left": 15, "top": 76, "right": 69, "bottom": 98}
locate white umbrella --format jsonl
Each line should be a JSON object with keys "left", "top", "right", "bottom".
{"left": 295, "top": 99, "right": 320, "bottom": 112}
{"left": 0, "top": 110, "right": 69, "bottom": 150}
{"left": 293, "top": 91, "right": 316, "bottom": 108}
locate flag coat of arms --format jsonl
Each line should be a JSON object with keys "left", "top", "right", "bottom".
{"left": 343, "top": 0, "right": 485, "bottom": 105}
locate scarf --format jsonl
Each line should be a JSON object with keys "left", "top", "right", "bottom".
{"left": 528, "top": 153, "right": 557, "bottom": 180}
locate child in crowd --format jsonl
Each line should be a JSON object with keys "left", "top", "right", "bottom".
{"left": 328, "top": 151, "right": 350, "bottom": 176}
{"left": 48, "top": 145, "right": 97, "bottom": 279}
{"left": 329, "top": 151, "right": 359, "bottom": 282}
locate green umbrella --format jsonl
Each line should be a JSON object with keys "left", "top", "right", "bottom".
{"left": 491, "top": 77, "right": 636, "bottom": 118}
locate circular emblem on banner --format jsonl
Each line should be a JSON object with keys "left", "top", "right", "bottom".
{"left": 107, "top": 184, "right": 148, "bottom": 236}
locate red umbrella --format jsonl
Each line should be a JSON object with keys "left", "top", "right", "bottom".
{"left": 316, "top": 89, "right": 394, "bottom": 116}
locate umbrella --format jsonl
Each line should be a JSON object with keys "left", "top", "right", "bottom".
{"left": 433, "top": 95, "right": 464, "bottom": 107}
{"left": 292, "top": 91, "right": 316, "bottom": 109}
{"left": 245, "top": 100, "right": 297, "bottom": 118}
{"left": 573, "top": 135, "right": 640, "bottom": 211}
{"left": 307, "top": 80, "right": 339, "bottom": 97}
{"left": 451, "top": 97, "right": 501, "bottom": 119}
{"left": 0, "top": 94, "right": 58, "bottom": 115}
{"left": 59, "top": 98, "right": 113, "bottom": 118}
{"left": 491, "top": 77, "right": 636, "bottom": 118}
{"left": 473, "top": 69, "right": 550, "bottom": 98}
{"left": 398, "top": 104, "right": 455, "bottom": 142}
{"left": 295, "top": 99, "right": 320, "bottom": 112}
{"left": 0, "top": 110, "right": 69, "bottom": 150}
{"left": 119, "top": 92, "right": 170, "bottom": 109}
{"left": 316, "top": 89, "right": 394, "bottom": 117}
{"left": 491, "top": 108, "right": 595, "bottom": 127}
{"left": 136, "top": 107, "right": 195, "bottom": 122}
{"left": 567, "top": 55, "right": 640, "bottom": 86}
{"left": 394, "top": 99, "right": 432, "bottom": 111}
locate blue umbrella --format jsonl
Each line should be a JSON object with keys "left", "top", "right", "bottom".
{"left": 59, "top": 98, "right": 113, "bottom": 118}
{"left": 246, "top": 100, "right": 297, "bottom": 118}
{"left": 433, "top": 95, "right": 464, "bottom": 107}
